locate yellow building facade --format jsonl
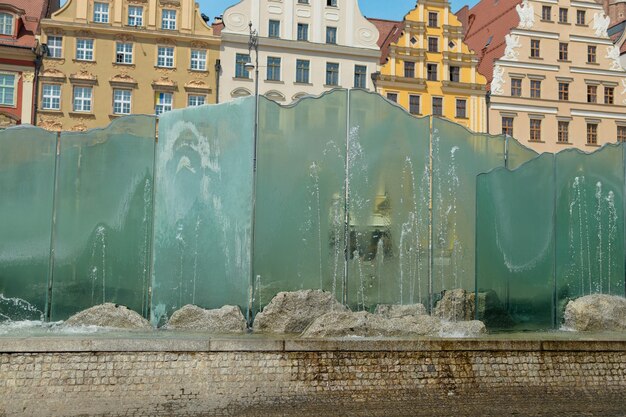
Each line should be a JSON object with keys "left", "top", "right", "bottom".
{"left": 371, "top": 0, "right": 487, "bottom": 132}
{"left": 37, "top": 0, "right": 220, "bottom": 131}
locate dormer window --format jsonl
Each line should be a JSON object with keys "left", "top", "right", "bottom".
{"left": 93, "top": 3, "right": 109, "bottom": 24}
{"left": 0, "top": 12, "right": 13, "bottom": 35}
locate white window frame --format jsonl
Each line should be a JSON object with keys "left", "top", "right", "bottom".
{"left": 190, "top": 50, "right": 207, "bottom": 71}
{"left": 47, "top": 36, "right": 63, "bottom": 58}
{"left": 128, "top": 6, "right": 143, "bottom": 26}
{"left": 0, "top": 12, "right": 14, "bottom": 36}
{"left": 155, "top": 92, "right": 173, "bottom": 115}
{"left": 113, "top": 89, "right": 132, "bottom": 115}
{"left": 41, "top": 84, "right": 61, "bottom": 110}
{"left": 157, "top": 46, "right": 175, "bottom": 68}
{"left": 115, "top": 42, "right": 133, "bottom": 64}
{"left": 76, "top": 39, "right": 94, "bottom": 61}
{"left": 73, "top": 86, "right": 93, "bottom": 113}
{"left": 162, "top": 9, "right": 176, "bottom": 30}
{"left": 93, "top": 2, "right": 109, "bottom": 23}
{"left": 188, "top": 95, "right": 206, "bottom": 107}
{"left": 0, "top": 73, "right": 16, "bottom": 107}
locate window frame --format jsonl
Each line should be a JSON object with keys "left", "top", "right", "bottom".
{"left": 530, "top": 79, "right": 541, "bottom": 98}
{"left": 409, "top": 95, "right": 420, "bottom": 115}
{"left": 576, "top": 10, "right": 586, "bottom": 25}
{"left": 605, "top": 86, "right": 614, "bottom": 104}
{"left": 157, "top": 46, "right": 175, "bottom": 68}
{"left": 235, "top": 53, "right": 251, "bottom": 79}
{"left": 161, "top": 9, "right": 177, "bottom": 30}
{"left": 155, "top": 92, "right": 173, "bottom": 115}
{"left": 449, "top": 66, "right": 460, "bottom": 82}
{"left": 190, "top": 49, "right": 207, "bottom": 71}
{"left": 73, "top": 86, "right": 93, "bottom": 113}
{"left": 354, "top": 65, "right": 367, "bottom": 88}
{"left": 0, "top": 72, "right": 17, "bottom": 107}
{"left": 541, "top": 5, "right": 551, "bottom": 21}
{"left": 558, "top": 43, "right": 568, "bottom": 61}
{"left": 501, "top": 117, "right": 514, "bottom": 136}
{"left": 617, "top": 125, "right": 626, "bottom": 142}
{"left": 0, "top": 12, "right": 13, "bottom": 36}
{"left": 587, "top": 45, "right": 597, "bottom": 63}
{"left": 267, "top": 56, "right": 282, "bottom": 81}
{"left": 587, "top": 123, "right": 598, "bottom": 145}
{"left": 587, "top": 85, "right": 598, "bottom": 103}
{"left": 128, "top": 5, "right": 143, "bottom": 27}
{"left": 187, "top": 94, "right": 206, "bottom": 107}
{"left": 297, "top": 23, "right": 309, "bottom": 41}
{"left": 427, "top": 63, "right": 438, "bottom": 81}
{"left": 325, "top": 62, "right": 339, "bottom": 86}
{"left": 76, "top": 38, "right": 94, "bottom": 61}
{"left": 530, "top": 39, "right": 540, "bottom": 58}
{"left": 326, "top": 26, "right": 337, "bottom": 44}
{"left": 93, "top": 2, "right": 110, "bottom": 24}
{"left": 558, "top": 82, "right": 569, "bottom": 101}
{"left": 557, "top": 121, "right": 569, "bottom": 143}
{"left": 427, "top": 37, "right": 439, "bottom": 52}
{"left": 558, "top": 7, "right": 568, "bottom": 23}
{"left": 47, "top": 36, "right": 63, "bottom": 58}
{"left": 428, "top": 12, "right": 438, "bottom": 27}
{"left": 529, "top": 119, "right": 542, "bottom": 142}
{"left": 112, "top": 88, "right": 132, "bottom": 115}
{"left": 296, "top": 59, "right": 310, "bottom": 84}
{"left": 511, "top": 78, "right": 522, "bottom": 97}
{"left": 269, "top": 20, "right": 281, "bottom": 38}
{"left": 455, "top": 98, "right": 467, "bottom": 119}
{"left": 386, "top": 92, "right": 398, "bottom": 103}
{"left": 115, "top": 42, "right": 133, "bottom": 65}
{"left": 41, "top": 83, "right": 62, "bottom": 111}
{"left": 404, "top": 61, "right": 415, "bottom": 78}
{"left": 432, "top": 97, "right": 443, "bottom": 116}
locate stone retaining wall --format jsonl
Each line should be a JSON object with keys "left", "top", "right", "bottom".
{"left": 0, "top": 337, "right": 625, "bottom": 416}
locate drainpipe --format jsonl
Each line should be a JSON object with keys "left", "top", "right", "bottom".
{"left": 485, "top": 90, "right": 491, "bottom": 134}
{"left": 32, "top": 43, "right": 48, "bottom": 126}
{"left": 371, "top": 71, "right": 380, "bottom": 94}
{"left": 214, "top": 59, "right": 221, "bottom": 104}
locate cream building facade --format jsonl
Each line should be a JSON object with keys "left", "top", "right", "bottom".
{"left": 462, "top": 0, "right": 626, "bottom": 152}
{"left": 37, "top": 0, "right": 220, "bottom": 131}
{"left": 219, "top": 0, "right": 380, "bottom": 103}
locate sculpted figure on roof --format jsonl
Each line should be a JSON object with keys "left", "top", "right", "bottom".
{"left": 515, "top": 0, "right": 535, "bottom": 29}
{"left": 592, "top": 12, "right": 610, "bottom": 38}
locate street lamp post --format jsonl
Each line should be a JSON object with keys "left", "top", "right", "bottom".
{"left": 246, "top": 22, "right": 260, "bottom": 328}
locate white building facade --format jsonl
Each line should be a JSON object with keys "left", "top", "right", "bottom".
{"left": 219, "top": 0, "right": 380, "bottom": 103}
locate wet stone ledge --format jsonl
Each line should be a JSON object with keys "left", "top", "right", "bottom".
{"left": 0, "top": 336, "right": 625, "bottom": 417}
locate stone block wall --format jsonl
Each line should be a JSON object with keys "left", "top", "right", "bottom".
{"left": 0, "top": 338, "right": 625, "bottom": 416}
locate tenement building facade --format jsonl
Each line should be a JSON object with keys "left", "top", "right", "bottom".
{"left": 37, "top": 0, "right": 220, "bottom": 131}
{"left": 370, "top": 0, "right": 488, "bottom": 132}
{"left": 460, "top": 0, "right": 626, "bottom": 151}
{"left": 0, "top": 0, "right": 58, "bottom": 128}
{"left": 219, "top": 0, "right": 380, "bottom": 103}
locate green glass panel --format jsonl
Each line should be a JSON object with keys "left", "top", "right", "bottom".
{"left": 347, "top": 90, "right": 430, "bottom": 311}
{"left": 476, "top": 154, "right": 555, "bottom": 329}
{"left": 432, "top": 117, "right": 505, "bottom": 297}
{"left": 152, "top": 100, "right": 254, "bottom": 325}
{"left": 555, "top": 144, "right": 625, "bottom": 321}
{"left": 253, "top": 91, "right": 347, "bottom": 312}
{"left": 507, "top": 137, "right": 538, "bottom": 170}
{"left": 0, "top": 127, "right": 56, "bottom": 321}
{"left": 50, "top": 116, "right": 156, "bottom": 321}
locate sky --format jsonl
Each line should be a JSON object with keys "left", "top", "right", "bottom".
{"left": 196, "top": 0, "right": 477, "bottom": 21}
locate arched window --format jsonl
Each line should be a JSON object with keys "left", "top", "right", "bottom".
{"left": 0, "top": 13, "right": 13, "bottom": 36}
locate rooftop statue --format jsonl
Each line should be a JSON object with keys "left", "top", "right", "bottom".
{"left": 593, "top": 12, "right": 610, "bottom": 38}
{"left": 516, "top": 0, "right": 535, "bottom": 29}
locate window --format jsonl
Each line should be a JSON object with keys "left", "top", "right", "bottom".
{"left": 190, "top": 50, "right": 207, "bottom": 71}
{"left": 530, "top": 80, "right": 541, "bottom": 98}
{"left": 587, "top": 45, "right": 596, "bottom": 63}
{"left": 235, "top": 53, "right": 251, "bottom": 78}
{"left": 188, "top": 95, "right": 205, "bottom": 107}
{"left": 327, "top": 0, "right": 337, "bottom": 6}
{"left": 267, "top": 57, "right": 281, "bottom": 81}
{"left": 76, "top": 39, "right": 94, "bottom": 61}
{"left": 558, "top": 82, "right": 569, "bottom": 100}
{"left": 502, "top": 117, "right": 513, "bottom": 136}
{"left": 157, "top": 46, "right": 174, "bottom": 68}
{"left": 73, "top": 86, "right": 92, "bottom": 112}
{"left": 269, "top": 20, "right": 280, "bottom": 38}
{"left": 115, "top": 42, "right": 133, "bottom": 64}
{"left": 326, "top": 27, "right": 337, "bottom": 44}
{"left": 0, "top": 12, "right": 13, "bottom": 35}
{"left": 428, "top": 12, "right": 438, "bottom": 27}
{"left": 511, "top": 78, "right": 522, "bottom": 96}
{"left": 542, "top": 5, "right": 551, "bottom": 20}
{"left": 428, "top": 37, "right": 438, "bottom": 52}
{"left": 297, "top": 23, "right": 308, "bottom": 41}
{"left": 530, "top": 119, "right": 542, "bottom": 142}
{"left": 427, "top": 64, "right": 437, "bottom": 81}
{"left": 41, "top": 84, "right": 61, "bottom": 110}
{"left": 93, "top": 2, "right": 109, "bottom": 23}
{"left": 456, "top": 99, "right": 467, "bottom": 118}
{"left": 326, "top": 62, "right": 339, "bottom": 85}
{"left": 449, "top": 66, "right": 460, "bottom": 82}
{"left": 354, "top": 65, "right": 367, "bottom": 88}
{"left": 155, "top": 92, "right": 172, "bottom": 115}
{"left": 47, "top": 36, "right": 63, "bottom": 58}
{"left": 296, "top": 59, "right": 310, "bottom": 83}
{"left": 605, "top": 86, "right": 614, "bottom": 104}
{"left": 162, "top": 10, "right": 176, "bottom": 30}
{"left": 559, "top": 43, "right": 568, "bottom": 61}
{"left": 558, "top": 121, "right": 569, "bottom": 143}
{"left": 587, "top": 123, "right": 598, "bottom": 144}
{"left": 113, "top": 89, "right": 131, "bottom": 115}
{"left": 618, "top": 126, "right": 626, "bottom": 142}
{"left": 386, "top": 92, "right": 398, "bottom": 102}
{"left": 530, "top": 39, "right": 540, "bottom": 58}
{"left": 432, "top": 97, "right": 443, "bottom": 116}
{"left": 404, "top": 61, "right": 415, "bottom": 78}
{"left": 559, "top": 8, "right": 568, "bottom": 23}
{"left": 0, "top": 73, "right": 15, "bottom": 106}
{"left": 587, "top": 85, "right": 598, "bottom": 102}
{"left": 128, "top": 6, "right": 143, "bottom": 26}
{"left": 409, "top": 95, "right": 420, "bottom": 115}
{"left": 577, "top": 10, "right": 586, "bottom": 25}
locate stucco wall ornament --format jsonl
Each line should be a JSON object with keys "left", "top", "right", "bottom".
{"left": 621, "top": 79, "right": 626, "bottom": 103}
{"left": 503, "top": 34, "right": 521, "bottom": 61}
{"left": 593, "top": 12, "right": 610, "bottom": 38}
{"left": 606, "top": 46, "right": 623, "bottom": 71}
{"left": 516, "top": 0, "right": 535, "bottom": 29}
{"left": 491, "top": 65, "right": 505, "bottom": 95}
